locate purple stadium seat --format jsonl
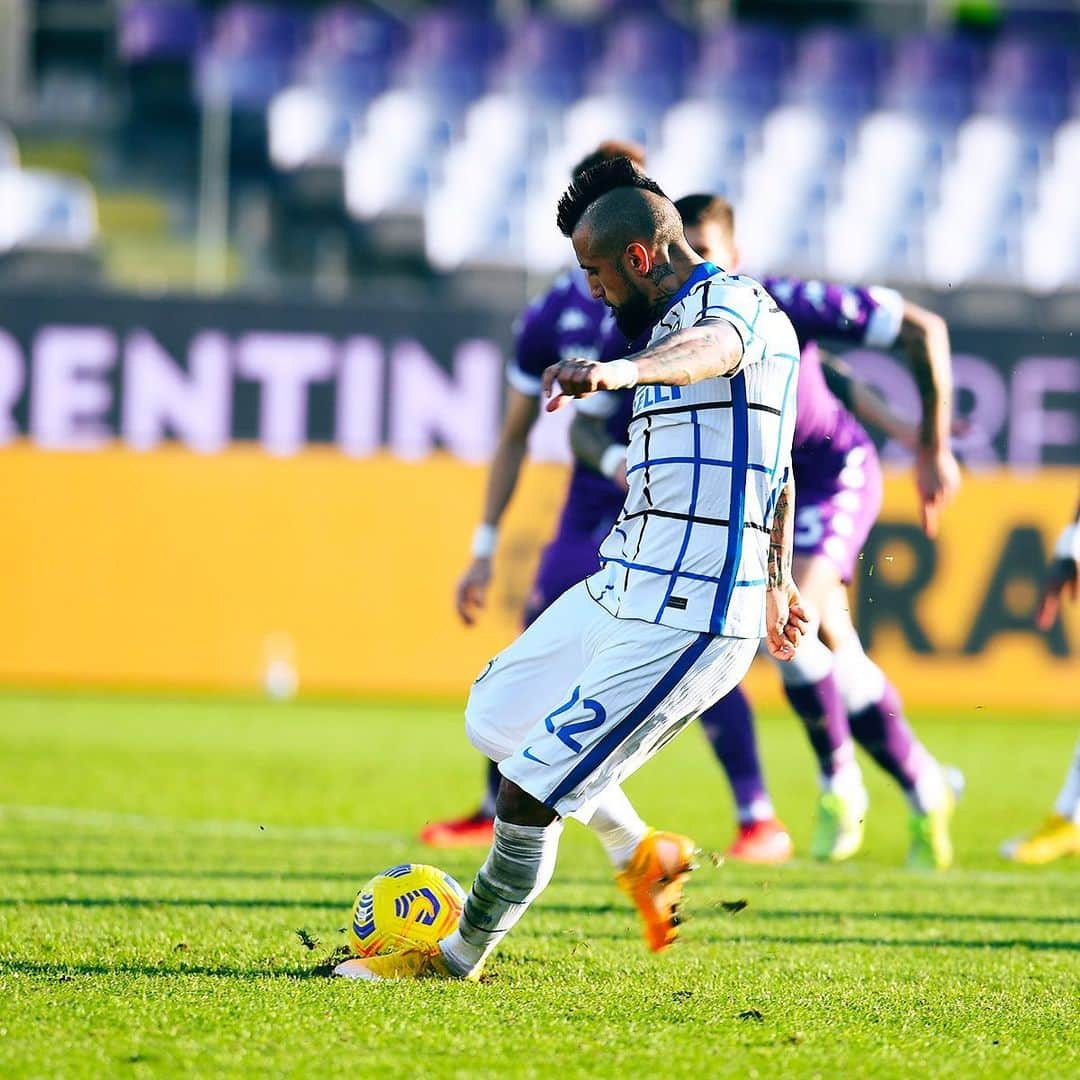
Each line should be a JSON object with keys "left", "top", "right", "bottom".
{"left": 786, "top": 27, "right": 885, "bottom": 116}
{"left": 294, "top": 3, "right": 404, "bottom": 105}
{"left": 396, "top": 11, "right": 503, "bottom": 105}
{"left": 119, "top": 0, "right": 202, "bottom": 63}
{"left": 978, "top": 37, "right": 1076, "bottom": 129}
{"left": 194, "top": 2, "right": 307, "bottom": 111}
{"left": 692, "top": 23, "right": 791, "bottom": 112}
{"left": 883, "top": 33, "right": 983, "bottom": 125}
{"left": 589, "top": 14, "right": 697, "bottom": 106}
{"left": 493, "top": 16, "right": 595, "bottom": 105}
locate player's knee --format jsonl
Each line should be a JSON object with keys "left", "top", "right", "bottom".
{"left": 495, "top": 779, "right": 557, "bottom": 826}
{"left": 464, "top": 685, "right": 512, "bottom": 761}
{"left": 778, "top": 629, "right": 833, "bottom": 686}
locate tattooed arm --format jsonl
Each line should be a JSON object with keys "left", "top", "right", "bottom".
{"left": 765, "top": 473, "right": 807, "bottom": 661}
{"left": 896, "top": 300, "right": 962, "bottom": 537}
{"left": 542, "top": 322, "right": 743, "bottom": 410}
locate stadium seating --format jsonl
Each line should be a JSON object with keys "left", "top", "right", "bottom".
{"left": 61, "top": 5, "right": 1080, "bottom": 289}
{"left": 0, "top": 167, "right": 99, "bottom": 254}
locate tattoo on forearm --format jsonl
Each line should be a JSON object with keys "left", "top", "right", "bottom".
{"left": 635, "top": 325, "right": 740, "bottom": 385}
{"left": 768, "top": 481, "right": 792, "bottom": 589}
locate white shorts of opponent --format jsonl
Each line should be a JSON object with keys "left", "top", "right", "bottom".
{"left": 465, "top": 572, "right": 759, "bottom": 822}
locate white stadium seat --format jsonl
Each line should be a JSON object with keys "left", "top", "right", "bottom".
{"left": 0, "top": 168, "right": 99, "bottom": 253}
{"left": 344, "top": 90, "right": 449, "bottom": 219}
{"left": 825, "top": 110, "right": 937, "bottom": 280}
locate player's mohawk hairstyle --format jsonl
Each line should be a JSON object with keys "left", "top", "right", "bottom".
{"left": 556, "top": 157, "right": 669, "bottom": 238}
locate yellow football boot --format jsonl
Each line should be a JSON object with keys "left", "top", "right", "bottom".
{"left": 1001, "top": 814, "right": 1080, "bottom": 865}
{"left": 333, "top": 947, "right": 481, "bottom": 982}
{"left": 615, "top": 829, "right": 698, "bottom": 953}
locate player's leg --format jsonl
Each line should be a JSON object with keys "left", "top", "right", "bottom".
{"left": 698, "top": 688, "right": 793, "bottom": 864}
{"left": 496, "top": 617, "right": 759, "bottom": 956}
{"left": 444, "top": 612, "right": 759, "bottom": 977}
{"left": 420, "top": 528, "right": 600, "bottom": 847}
{"left": 819, "top": 581, "right": 959, "bottom": 869}
{"left": 777, "top": 550, "right": 867, "bottom": 861}
{"left": 1001, "top": 736, "right": 1080, "bottom": 864}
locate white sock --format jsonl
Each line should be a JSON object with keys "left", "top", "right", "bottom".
{"left": 738, "top": 797, "right": 777, "bottom": 826}
{"left": 910, "top": 761, "right": 948, "bottom": 814}
{"left": 822, "top": 762, "right": 868, "bottom": 808}
{"left": 776, "top": 629, "right": 834, "bottom": 687}
{"left": 584, "top": 785, "right": 649, "bottom": 869}
{"left": 830, "top": 634, "right": 887, "bottom": 715}
{"left": 439, "top": 817, "right": 563, "bottom": 977}
{"left": 1053, "top": 738, "right": 1080, "bottom": 825}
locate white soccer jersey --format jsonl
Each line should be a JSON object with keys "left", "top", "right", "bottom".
{"left": 592, "top": 264, "right": 800, "bottom": 638}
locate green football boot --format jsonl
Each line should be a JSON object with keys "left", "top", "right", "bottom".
{"left": 811, "top": 789, "right": 867, "bottom": 862}
{"left": 907, "top": 767, "right": 964, "bottom": 871}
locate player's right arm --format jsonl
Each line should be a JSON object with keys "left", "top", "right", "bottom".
{"left": 455, "top": 387, "right": 540, "bottom": 626}
{"left": 1037, "top": 495, "right": 1080, "bottom": 631}
{"left": 544, "top": 321, "right": 745, "bottom": 408}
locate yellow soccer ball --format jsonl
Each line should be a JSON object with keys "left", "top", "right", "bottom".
{"left": 348, "top": 863, "right": 467, "bottom": 958}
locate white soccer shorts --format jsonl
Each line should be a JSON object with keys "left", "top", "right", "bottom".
{"left": 465, "top": 573, "right": 758, "bottom": 820}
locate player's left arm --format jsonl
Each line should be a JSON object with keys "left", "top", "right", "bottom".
{"left": 895, "top": 300, "right": 962, "bottom": 538}
{"left": 543, "top": 322, "right": 743, "bottom": 410}
{"left": 766, "top": 472, "right": 808, "bottom": 661}
{"left": 822, "top": 350, "right": 970, "bottom": 451}
{"left": 568, "top": 406, "right": 628, "bottom": 490}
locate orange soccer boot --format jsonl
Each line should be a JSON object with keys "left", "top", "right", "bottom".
{"left": 615, "top": 829, "right": 699, "bottom": 953}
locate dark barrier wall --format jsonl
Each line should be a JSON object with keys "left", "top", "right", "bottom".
{"left": 0, "top": 284, "right": 1077, "bottom": 465}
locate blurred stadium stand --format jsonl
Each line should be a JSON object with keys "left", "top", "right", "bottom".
{"left": 0, "top": 0, "right": 1078, "bottom": 293}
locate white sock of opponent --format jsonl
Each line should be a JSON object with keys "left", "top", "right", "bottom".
{"left": 584, "top": 784, "right": 649, "bottom": 869}
{"left": 439, "top": 817, "right": 563, "bottom": 977}
{"left": 1053, "top": 738, "right": 1080, "bottom": 825}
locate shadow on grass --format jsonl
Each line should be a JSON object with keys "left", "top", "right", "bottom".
{"left": 516, "top": 926, "right": 1080, "bottom": 952}
{"left": 0, "top": 896, "right": 343, "bottom": 910}
{"left": 536, "top": 902, "right": 1080, "bottom": 927}
{"left": 0, "top": 958, "right": 329, "bottom": 981}
{"left": 697, "top": 906, "right": 1080, "bottom": 927}
{"left": 0, "top": 866, "right": 384, "bottom": 884}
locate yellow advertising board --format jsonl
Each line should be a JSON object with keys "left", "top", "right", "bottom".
{"left": 0, "top": 442, "right": 1076, "bottom": 710}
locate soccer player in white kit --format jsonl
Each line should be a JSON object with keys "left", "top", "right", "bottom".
{"left": 337, "top": 159, "right": 806, "bottom": 981}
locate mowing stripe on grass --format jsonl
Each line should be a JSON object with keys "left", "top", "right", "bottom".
{"left": 0, "top": 804, "right": 409, "bottom": 845}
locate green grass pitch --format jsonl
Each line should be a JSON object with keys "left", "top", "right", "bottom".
{"left": 1, "top": 692, "right": 1077, "bottom": 1078}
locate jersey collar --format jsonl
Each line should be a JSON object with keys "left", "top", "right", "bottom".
{"left": 666, "top": 260, "right": 719, "bottom": 314}
{"left": 626, "top": 261, "right": 722, "bottom": 353}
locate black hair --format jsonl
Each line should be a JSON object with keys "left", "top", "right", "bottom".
{"left": 556, "top": 157, "right": 669, "bottom": 238}
{"left": 674, "top": 193, "right": 735, "bottom": 236}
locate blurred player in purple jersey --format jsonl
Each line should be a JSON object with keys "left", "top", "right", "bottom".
{"left": 423, "top": 145, "right": 794, "bottom": 864}
{"left": 575, "top": 194, "right": 964, "bottom": 869}
{"left": 1001, "top": 495, "right": 1080, "bottom": 864}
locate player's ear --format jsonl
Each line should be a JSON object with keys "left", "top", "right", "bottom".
{"left": 624, "top": 242, "right": 651, "bottom": 278}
